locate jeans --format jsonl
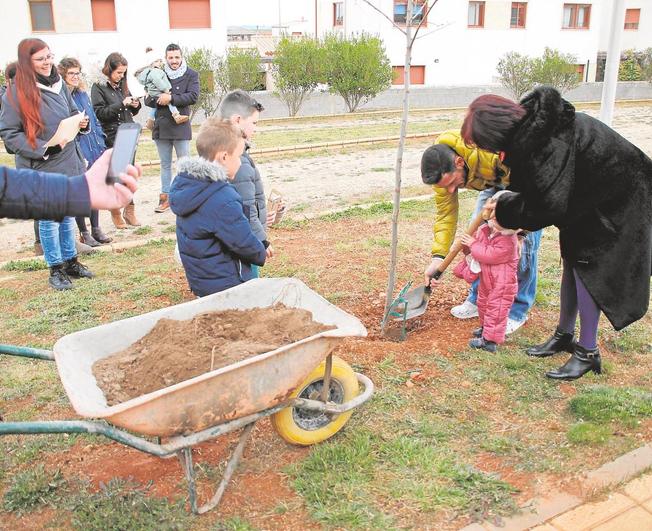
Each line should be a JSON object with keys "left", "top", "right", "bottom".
{"left": 39, "top": 217, "right": 77, "bottom": 267}
{"left": 155, "top": 139, "right": 191, "bottom": 194}
{"left": 465, "top": 188, "right": 542, "bottom": 322}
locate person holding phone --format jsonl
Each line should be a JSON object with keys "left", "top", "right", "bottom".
{"left": 92, "top": 52, "right": 141, "bottom": 229}
{"left": 59, "top": 57, "right": 112, "bottom": 247}
{"left": 0, "top": 38, "right": 94, "bottom": 291}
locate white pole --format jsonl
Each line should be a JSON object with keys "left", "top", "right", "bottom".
{"left": 599, "top": 0, "right": 626, "bottom": 125}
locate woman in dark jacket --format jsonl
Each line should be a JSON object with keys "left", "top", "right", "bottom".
{"left": 0, "top": 38, "right": 94, "bottom": 290}
{"left": 461, "top": 86, "right": 652, "bottom": 380}
{"left": 59, "top": 57, "right": 111, "bottom": 246}
{"left": 91, "top": 52, "right": 141, "bottom": 229}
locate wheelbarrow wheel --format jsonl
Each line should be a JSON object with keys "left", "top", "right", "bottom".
{"left": 271, "top": 355, "right": 358, "bottom": 446}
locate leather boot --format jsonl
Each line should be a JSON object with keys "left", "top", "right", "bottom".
{"left": 91, "top": 227, "right": 113, "bottom": 244}
{"left": 526, "top": 327, "right": 575, "bottom": 358}
{"left": 123, "top": 202, "right": 141, "bottom": 226}
{"left": 545, "top": 345, "right": 601, "bottom": 381}
{"left": 80, "top": 231, "right": 101, "bottom": 247}
{"left": 49, "top": 264, "right": 73, "bottom": 290}
{"left": 154, "top": 193, "right": 169, "bottom": 213}
{"left": 111, "top": 209, "right": 127, "bottom": 229}
{"left": 64, "top": 257, "right": 95, "bottom": 279}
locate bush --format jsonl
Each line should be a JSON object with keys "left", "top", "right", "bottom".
{"left": 273, "top": 37, "right": 323, "bottom": 116}
{"left": 219, "top": 48, "right": 264, "bottom": 93}
{"left": 497, "top": 47, "right": 580, "bottom": 99}
{"left": 618, "top": 49, "right": 642, "bottom": 81}
{"left": 322, "top": 33, "right": 392, "bottom": 112}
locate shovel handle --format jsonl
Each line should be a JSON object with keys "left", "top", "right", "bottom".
{"left": 432, "top": 212, "right": 486, "bottom": 280}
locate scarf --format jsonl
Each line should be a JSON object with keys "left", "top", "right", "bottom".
{"left": 35, "top": 65, "right": 60, "bottom": 87}
{"left": 164, "top": 59, "right": 187, "bottom": 80}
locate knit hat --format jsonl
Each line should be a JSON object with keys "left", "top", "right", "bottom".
{"left": 143, "top": 48, "right": 160, "bottom": 67}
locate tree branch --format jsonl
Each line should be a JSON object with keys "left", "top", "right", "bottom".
{"left": 360, "top": 0, "right": 407, "bottom": 35}
{"left": 410, "top": 0, "right": 439, "bottom": 47}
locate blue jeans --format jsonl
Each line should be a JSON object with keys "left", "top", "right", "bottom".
{"left": 155, "top": 139, "right": 191, "bottom": 194}
{"left": 466, "top": 188, "right": 541, "bottom": 322}
{"left": 39, "top": 217, "right": 77, "bottom": 267}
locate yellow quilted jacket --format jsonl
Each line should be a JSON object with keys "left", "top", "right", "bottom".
{"left": 431, "top": 130, "right": 510, "bottom": 257}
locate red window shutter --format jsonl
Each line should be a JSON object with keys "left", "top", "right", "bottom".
{"left": 624, "top": 8, "right": 640, "bottom": 29}
{"left": 411, "top": 66, "right": 425, "bottom": 84}
{"left": 91, "top": 0, "right": 117, "bottom": 31}
{"left": 169, "top": 0, "right": 211, "bottom": 29}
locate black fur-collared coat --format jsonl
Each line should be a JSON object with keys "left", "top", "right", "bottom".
{"left": 495, "top": 86, "right": 652, "bottom": 331}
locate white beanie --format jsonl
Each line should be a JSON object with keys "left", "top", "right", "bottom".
{"left": 143, "top": 48, "right": 160, "bottom": 67}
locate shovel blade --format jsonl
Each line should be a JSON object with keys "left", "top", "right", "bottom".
{"left": 395, "top": 285, "right": 431, "bottom": 320}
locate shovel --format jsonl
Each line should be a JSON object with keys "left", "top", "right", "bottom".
{"left": 402, "top": 212, "right": 486, "bottom": 320}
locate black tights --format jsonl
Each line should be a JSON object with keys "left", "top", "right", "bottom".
{"left": 75, "top": 210, "right": 100, "bottom": 233}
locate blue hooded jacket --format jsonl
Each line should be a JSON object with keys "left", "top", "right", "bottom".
{"left": 170, "top": 156, "right": 266, "bottom": 297}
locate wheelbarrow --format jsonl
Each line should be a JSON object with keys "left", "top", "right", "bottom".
{"left": 0, "top": 278, "right": 374, "bottom": 514}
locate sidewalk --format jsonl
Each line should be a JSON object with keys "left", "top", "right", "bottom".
{"left": 462, "top": 443, "right": 652, "bottom": 531}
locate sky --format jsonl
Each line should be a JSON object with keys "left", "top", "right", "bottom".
{"left": 226, "top": 0, "right": 312, "bottom": 28}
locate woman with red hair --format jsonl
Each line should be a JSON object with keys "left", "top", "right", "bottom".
{"left": 0, "top": 38, "right": 94, "bottom": 290}
{"left": 461, "top": 87, "right": 652, "bottom": 380}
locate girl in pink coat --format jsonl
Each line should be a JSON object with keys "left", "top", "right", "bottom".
{"left": 454, "top": 214, "right": 520, "bottom": 352}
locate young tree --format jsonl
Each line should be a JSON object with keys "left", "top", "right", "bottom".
{"left": 530, "top": 48, "right": 580, "bottom": 94}
{"left": 496, "top": 52, "right": 533, "bottom": 100}
{"left": 220, "top": 48, "right": 263, "bottom": 93}
{"left": 638, "top": 48, "right": 652, "bottom": 83}
{"left": 619, "top": 49, "right": 643, "bottom": 81}
{"left": 184, "top": 47, "right": 221, "bottom": 121}
{"left": 273, "top": 37, "right": 323, "bottom": 116}
{"left": 322, "top": 33, "right": 393, "bottom": 113}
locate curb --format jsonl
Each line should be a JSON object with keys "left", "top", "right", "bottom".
{"left": 461, "top": 442, "right": 652, "bottom": 531}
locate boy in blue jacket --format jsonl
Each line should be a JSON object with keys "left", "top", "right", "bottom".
{"left": 169, "top": 119, "right": 267, "bottom": 296}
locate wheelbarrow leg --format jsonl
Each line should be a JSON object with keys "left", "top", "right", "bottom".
{"left": 178, "top": 422, "right": 256, "bottom": 515}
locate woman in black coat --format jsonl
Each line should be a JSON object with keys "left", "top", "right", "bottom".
{"left": 461, "top": 86, "right": 652, "bottom": 380}
{"left": 91, "top": 52, "right": 141, "bottom": 229}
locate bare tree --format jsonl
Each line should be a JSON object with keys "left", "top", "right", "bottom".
{"left": 361, "top": 0, "right": 439, "bottom": 330}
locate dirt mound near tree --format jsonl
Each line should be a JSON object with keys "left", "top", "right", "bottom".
{"left": 93, "top": 305, "right": 334, "bottom": 406}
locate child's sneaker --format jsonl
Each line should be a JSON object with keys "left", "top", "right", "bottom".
{"left": 172, "top": 113, "right": 189, "bottom": 125}
{"left": 469, "top": 337, "right": 497, "bottom": 352}
{"left": 146, "top": 118, "right": 155, "bottom": 131}
{"left": 451, "top": 300, "right": 479, "bottom": 319}
{"left": 472, "top": 326, "right": 483, "bottom": 338}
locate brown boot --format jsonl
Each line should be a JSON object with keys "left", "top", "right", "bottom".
{"left": 111, "top": 209, "right": 128, "bottom": 229}
{"left": 154, "top": 193, "right": 170, "bottom": 213}
{"left": 123, "top": 202, "right": 141, "bottom": 226}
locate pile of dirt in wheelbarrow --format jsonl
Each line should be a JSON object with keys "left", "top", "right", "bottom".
{"left": 93, "top": 304, "right": 334, "bottom": 406}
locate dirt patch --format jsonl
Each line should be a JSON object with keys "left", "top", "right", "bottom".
{"left": 93, "top": 305, "right": 334, "bottom": 406}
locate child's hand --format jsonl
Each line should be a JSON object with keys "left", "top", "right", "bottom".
{"left": 460, "top": 234, "right": 475, "bottom": 247}
{"left": 266, "top": 244, "right": 274, "bottom": 258}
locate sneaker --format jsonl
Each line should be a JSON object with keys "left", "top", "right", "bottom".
{"left": 64, "top": 258, "right": 95, "bottom": 279}
{"left": 49, "top": 265, "right": 74, "bottom": 291}
{"left": 173, "top": 113, "right": 189, "bottom": 125}
{"left": 76, "top": 240, "right": 96, "bottom": 255}
{"left": 469, "top": 337, "right": 497, "bottom": 353}
{"left": 146, "top": 118, "right": 155, "bottom": 131}
{"left": 506, "top": 316, "right": 528, "bottom": 335}
{"left": 154, "top": 193, "right": 169, "bottom": 213}
{"left": 451, "top": 300, "right": 479, "bottom": 319}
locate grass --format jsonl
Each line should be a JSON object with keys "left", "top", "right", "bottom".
{"left": 2, "top": 258, "right": 48, "bottom": 272}
{"left": 569, "top": 386, "right": 652, "bottom": 426}
{"left": 2, "top": 465, "right": 66, "bottom": 515}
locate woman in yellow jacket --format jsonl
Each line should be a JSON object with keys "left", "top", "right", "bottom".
{"left": 421, "top": 130, "right": 542, "bottom": 334}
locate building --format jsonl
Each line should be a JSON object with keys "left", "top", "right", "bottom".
{"left": 313, "top": 0, "right": 652, "bottom": 86}
{"left": 0, "top": 0, "right": 228, "bottom": 93}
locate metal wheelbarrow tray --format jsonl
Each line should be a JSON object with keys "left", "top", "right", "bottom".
{"left": 0, "top": 278, "right": 374, "bottom": 514}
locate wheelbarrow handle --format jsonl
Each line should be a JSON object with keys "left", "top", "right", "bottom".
{"left": 432, "top": 212, "right": 486, "bottom": 280}
{"left": 0, "top": 344, "right": 54, "bottom": 361}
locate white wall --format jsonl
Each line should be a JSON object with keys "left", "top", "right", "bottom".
{"left": 314, "top": 0, "right": 652, "bottom": 85}
{"left": 0, "top": 0, "right": 227, "bottom": 94}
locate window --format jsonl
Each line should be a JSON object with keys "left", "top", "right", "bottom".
{"left": 562, "top": 4, "right": 591, "bottom": 29}
{"left": 468, "top": 1, "right": 485, "bottom": 28}
{"left": 393, "top": 0, "right": 426, "bottom": 26}
{"left": 510, "top": 2, "right": 527, "bottom": 28}
{"left": 333, "top": 2, "right": 343, "bottom": 26}
{"left": 168, "top": 0, "right": 211, "bottom": 29}
{"left": 29, "top": 0, "right": 54, "bottom": 32}
{"left": 624, "top": 8, "right": 640, "bottom": 30}
{"left": 575, "top": 63, "right": 585, "bottom": 81}
{"left": 91, "top": 0, "right": 117, "bottom": 31}
{"left": 392, "top": 65, "right": 425, "bottom": 85}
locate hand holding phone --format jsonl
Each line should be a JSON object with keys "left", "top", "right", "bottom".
{"left": 106, "top": 123, "right": 141, "bottom": 185}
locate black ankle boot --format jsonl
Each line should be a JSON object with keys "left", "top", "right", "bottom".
{"left": 469, "top": 337, "right": 497, "bottom": 352}
{"left": 545, "top": 345, "right": 601, "bottom": 381}
{"left": 64, "top": 257, "right": 95, "bottom": 279}
{"left": 49, "top": 264, "right": 73, "bottom": 290}
{"left": 472, "top": 326, "right": 483, "bottom": 338}
{"left": 526, "top": 327, "right": 575, "bottom": 358}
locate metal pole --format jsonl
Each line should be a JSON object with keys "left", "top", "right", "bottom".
{"left": 599, "top": 0, "right": 626, "bottom": 125}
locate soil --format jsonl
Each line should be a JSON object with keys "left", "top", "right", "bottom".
{"left": 92, "top": 305, "right": 334, "bottom": 406}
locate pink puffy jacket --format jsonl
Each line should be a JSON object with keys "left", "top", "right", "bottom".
{"left": 469, "top": 224, "right": 519, "bottom": 344}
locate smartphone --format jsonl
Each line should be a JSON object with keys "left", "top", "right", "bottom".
{"left": 106, "top": 123, "right": 141, "bottom": 184}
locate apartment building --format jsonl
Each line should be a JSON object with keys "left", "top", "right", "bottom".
{"left": 314, "top": 0, "right": 652, "bottom": 85}
{"left": 0, "top": 0, "right": 227, "bottom": 92}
